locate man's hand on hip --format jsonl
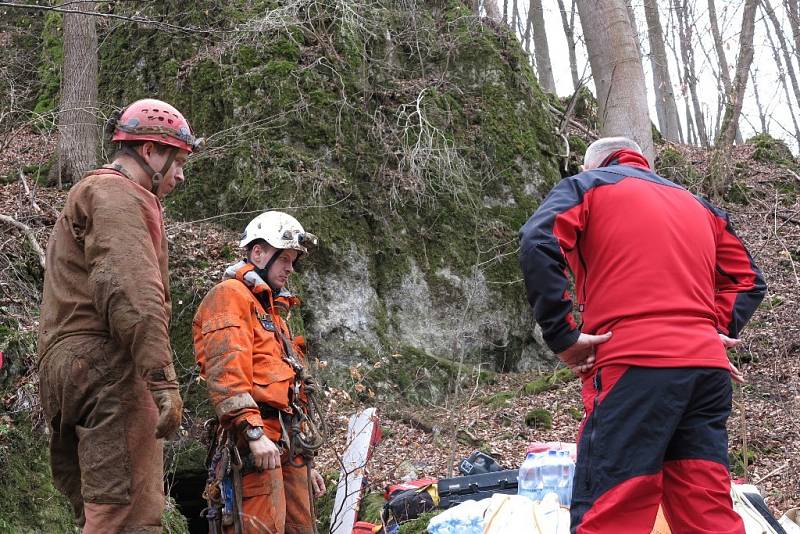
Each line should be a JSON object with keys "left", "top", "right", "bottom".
{"left": 150, "top": 388, "right": 183, "bottom": 439}
{"left": 249, "top": 435, "right": 281, "bottom": 470}
{"left": 719, "top": 333, "right": 746, "bottom": 384}
{"left": 558, "top": 332, "right": 613, "bottom": 374}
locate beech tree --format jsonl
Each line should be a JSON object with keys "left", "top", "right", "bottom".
{"left": 49, "top": 0, "right": 99, "bottom": 186}
{"left": 529, "top": 0, "right": 556, "bottom": 92}
{"left": 577, "top": 0, "right": 654, "bottom": 163}
{"left": 717, "top": 0, "right": 758, "bottom": 148}
{"left": 643, "top": 0, "right": 682, "bottom": 142}
{"left": 556, "top": 0, "right": 581, "bottom": 91}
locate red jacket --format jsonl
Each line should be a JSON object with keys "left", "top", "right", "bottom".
{"left": 519, "top": 150, "right": 766, "bottom": 369}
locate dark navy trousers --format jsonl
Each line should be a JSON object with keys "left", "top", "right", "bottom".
{"left": 570, "top": 365, "right": 745, "bottom": 534}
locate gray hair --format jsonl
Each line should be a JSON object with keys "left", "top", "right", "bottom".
{"left": 583, "top": 137, "right": 642, "bottom": 171}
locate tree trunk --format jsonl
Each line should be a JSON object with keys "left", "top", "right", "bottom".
{"left": 707, "top": 0, "right": 742, "bottom": 144}
{"left": 625, "top": 0, "right": 643, "bottom": 59}
{"left": 484, "top": 0, "right": 502, "bottom": 20}
{"left": 642, "top": 0, "right": 682, "bottom": 142}
{"left": 718, "top": 0, "right": 757, "bottom": 148}
{"left": 765, "top": 13, "right": 800, "bottom": 151}
{"left": 556, "top": 0, "right": 581, "bottom": 91}
{"left": 750, "top": 69, "right": 768, "bottom": 134}
{"left": 673, "top": 0, "right": 709, "bottom": 147}
{"left": 763, "top": 0, "right": 800, "bottom": 120}
{"left": 577, "top": 0, "right": 654, "bottom": 163}
{"left": 785, "top": 0, "right": 800, "bottom": 62}
{"left": 530, "top": 0, "right": 556, "bottom": 92}
{"left": 512, "top": 0, "right": 519, "bottom": 30}
{"left": 523, "top": 1, "right": 534, "bottom": 52}
{"left": 50, "top": 0, "right": 98, "bottom": 186}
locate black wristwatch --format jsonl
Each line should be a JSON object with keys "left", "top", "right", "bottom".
{"left": 244, "top": 425, "right": 265, "bottom": 441}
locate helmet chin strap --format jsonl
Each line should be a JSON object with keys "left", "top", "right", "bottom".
{"left": 122, "top": 144, "right": 178, "bottom": 195}
{"left": 252, "top": 248, "right": 285, "bottom": 293}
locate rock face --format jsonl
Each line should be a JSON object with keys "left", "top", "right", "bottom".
{"left": 84, "top": 0, "right": 567, "bottom": 374}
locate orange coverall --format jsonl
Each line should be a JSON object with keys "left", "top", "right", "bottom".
{"left": 193, "top": 263, "right": 314, "bottom": 534}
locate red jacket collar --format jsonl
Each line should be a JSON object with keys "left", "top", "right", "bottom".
{"left": 601, "top": 149, "right": 651, "bottom": 170}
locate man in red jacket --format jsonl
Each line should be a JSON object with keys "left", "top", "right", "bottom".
{"left": 519, "top": 137, "right": 766, "bottom": 534}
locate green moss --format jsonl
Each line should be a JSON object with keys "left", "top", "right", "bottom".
{"left": 314, "top": 471, "right": 340, "bottom": 533}
{"left": 522, "top": 367, "right": 575, "bottom": 395}
{"left": 524, "top": 408, "right": 552, "bottom": 429}
{"left": 729, "top": 447, "right": 758, "bottom": 478}
{"left": 482, "top": 390, "right": 515, "bottom": 408}
{"left": 400, "top": 511, "right": 440, "bottom": 533}
{"left": 358, "top": 492, "right": 387, "bottom": 523}
{"left": 748, "top": 133, "right": 795, "bottom": 165}
{"left": 0, "top": 416, "right": 73, "bottom": 532}
{"left": 566, "top": 406, "right": 583, "bottom": 421}
{"left": 655, "top": 146, "right": 702, "bottom": 189}
{"left": 357, "top": 345, "right": 491, "bottom": 405}
{"left": 32, "top": 11, "right": 63, "bottom": 124}
{"left": 162, "top": 496, "right": 191, "bottom": 534}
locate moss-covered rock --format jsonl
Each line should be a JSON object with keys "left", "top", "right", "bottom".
{"left": 0, "top": 416, "right": 73, "bottom": 532}
{"left": 85, "top": 0, "right": 561, "bottom": 376}
{"left": 748, "top": 133, "right": 795, "bottom": 165}
{"left": 655, "top": 146, "right": 702, "bottom": 190}
{"left": 524, "top": 408, "right": 552, "bottom": 429}
{"left": 522, "top": 367, "right": 575, "bottom": 395}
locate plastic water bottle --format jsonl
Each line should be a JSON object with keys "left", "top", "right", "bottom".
{"left": 541, "top": 450, "right": 562, "bottom": 504}
{"left": 518, "top": 452, "right": 543, "bottom": 501}
{"left": 556, "top": 450, "right": 575, "bottom": 507}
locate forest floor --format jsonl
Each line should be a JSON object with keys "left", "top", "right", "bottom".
{"left": 1, "top": 135, "right": 798, "bottom": 523}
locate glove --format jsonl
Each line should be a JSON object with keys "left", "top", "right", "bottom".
{"left": 145, "top": 363, "right": 183, "bottom": 439}
{"left": 150, "top": 388, "right": 183, "bottom": 439}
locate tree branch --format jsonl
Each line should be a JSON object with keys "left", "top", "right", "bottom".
{"left": 0, "top": 213, "right": 46, "bottom": 269}
{"left": 0, "top": 1, "right": 214, "bottom": 34}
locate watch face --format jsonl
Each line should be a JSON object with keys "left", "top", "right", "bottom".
{"left": 246, "top": 427, "right": 263, "bottom": 440}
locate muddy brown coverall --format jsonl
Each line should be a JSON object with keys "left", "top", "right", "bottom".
{"left": 38, "top": 168, "right": 178, "bottom": 533}
{"left": 193, "top": 262, "right": 314, "bottom": 534}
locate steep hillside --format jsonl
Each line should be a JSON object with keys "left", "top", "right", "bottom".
{"left": 1, "top": 0, "right": 798, "bottom": 531}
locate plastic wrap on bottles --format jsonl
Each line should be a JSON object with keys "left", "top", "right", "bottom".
{"left": 483, "top": 493, "right": 569, "bottom": 534}
{"left": 427, "top": 498, "right": 490, "bottom": 534}
{"left": 518, "top": 452, "right": 544, "bottom": 501}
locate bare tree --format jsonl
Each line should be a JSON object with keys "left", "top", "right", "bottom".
{"left": 625, "top": 0, "right": 643, "bottom": 59}
{"left": 673, "top": 0, "right": 709, "bottom": 147}
{"left": 484, "top": 0, "right": 502, "bottom": 20}
{"left": 785, "top": 0, "right": 800, "bottom": 59}
{"left": 708, "top": 0, "right": 743, "bottom": 144}
{"left": 750, "top": 68, "right": 769, "bottom": 133}
{"left": 762, "top": 0, "right": 800, "bottom": 117}
{"left": 643, "top": 0, "right": 682, "bottom": 141}
{"left": 530, "top": 0, "right": 556, "bottom": 92}
{"left": 50, "top": 0, "right": 98, "bottom": 186}
{"left": 764, "top": 13, "right": 800, "bottom": 150}
{"left": 664, "top": 7, "right": 696, "bottom": 144}
{"left": 718, "top": 0, "right": 758, "bottom": 148}
{"left": 577, "top": 0, "right": 654, "bottom": 163}
{"left": 556, "top": 0, "right": 581, "bottom": 91}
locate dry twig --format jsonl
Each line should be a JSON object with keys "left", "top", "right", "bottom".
{"left": 0, "top": 213, "right": 45, "bottom": 269}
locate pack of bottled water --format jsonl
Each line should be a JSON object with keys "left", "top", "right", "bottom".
{"left": 427, "top": 499, "right": 488, "bottom": 534}
{"left": 518, "top": 449, "right": 575, "bottom": 506}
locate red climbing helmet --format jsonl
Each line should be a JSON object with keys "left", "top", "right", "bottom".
{"left": 111, "top": 98, "right": 200, "bottom": 153}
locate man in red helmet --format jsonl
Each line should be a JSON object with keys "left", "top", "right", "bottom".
{"left": 37, "top": 99, "right": 201, "bottom": 533}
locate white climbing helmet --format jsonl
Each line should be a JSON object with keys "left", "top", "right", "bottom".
{"left": 239, "top": 211, "right": 318, "bottom": 253}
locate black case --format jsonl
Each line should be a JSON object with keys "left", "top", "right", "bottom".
{"left": 437, "top": 469, "right": 519, "bottom": 508}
